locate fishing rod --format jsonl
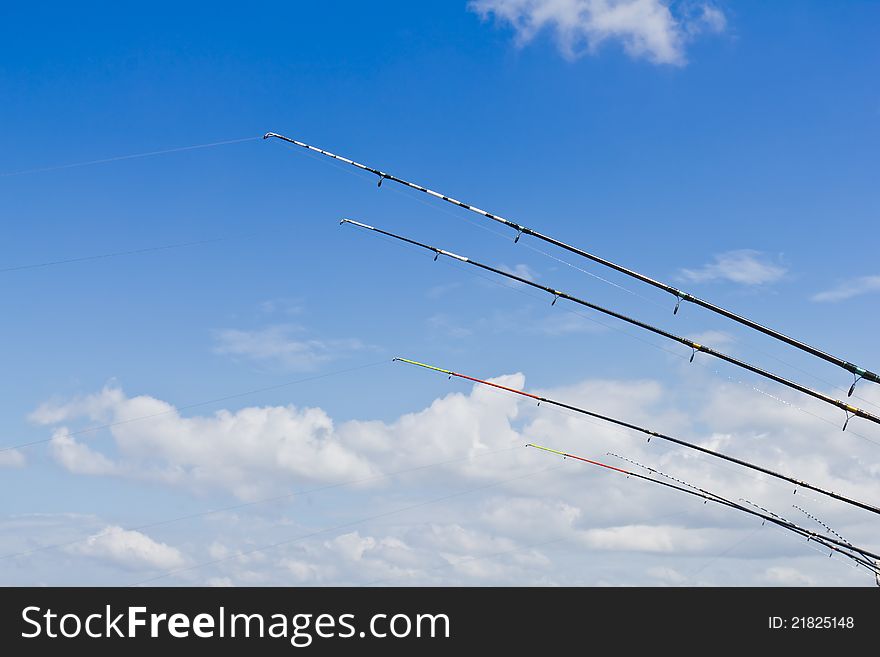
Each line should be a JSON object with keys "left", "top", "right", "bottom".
{"left": 738, "top": 498, "right": 879, "bottom": 576}
{"left": 526, "top": 443, "right": 880, "bottom": 576}
{"left": 344, "top": 219, "right": 879, "bottom": 430}
{"left": 263, "top": 132, "right": 879, "bottom": 395}
{"left": 609, "top": 454, "right": 877, "bottom": 568}
{"left": 392, "top": 356, "right": 880, "bottom": 517}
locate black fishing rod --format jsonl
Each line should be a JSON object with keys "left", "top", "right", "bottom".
{"left": 610, "top": 451, "right": 878, "bottom": 573}
{"left": 264, "top": 132, "right": 879, "bottom": 394}
{"left": 527, "top": 444, "right": 880, "bottom": 575}
{"left": 391, "top": 356, "right": 880, "bottom": 518}
{"left": 343, "top": 219, "right": 880, "bottom": 431}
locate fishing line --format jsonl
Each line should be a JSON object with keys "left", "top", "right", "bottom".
{"left": 716, "top": 331, "right": 880, "bottom": 414}
{"left": 711, "top": 369, "right": 880, "bottom": 449}
{"left": 0, "top": 236, "right": 235, "bottom": 274}
{"left": 1, "top": 136, "right": 259, "bottom": 178}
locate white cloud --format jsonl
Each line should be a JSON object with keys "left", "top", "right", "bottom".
{"left": 281, "top": 558, "right": 325, "bottom": 583}
{"left": 811, "top": 275, "right": 880, "bottom": 303}
{"left": 49, "top": 430, "right": 118, "bottom": 476}
{"left": 207, "top": 576, "right": 233, "bottom": 587}
{"left": 761, "top": 566, "right": 816, "bottom": 587}
{"left": 30, "top": 386, "right": 125, "bottom": 425}
{"left": 213, "top": 324, "right": 368, "bottom": 371}
{"left": 29, "top": 373, "right": 534, "bottom": 499}
{"left": 685, "top": 330, "right": 735, "bottom": 349}
{"left": 325, "top": 531, "right": 377, "bottom": 562}
{"left": 678, "top": 250, "right": 787, "bottom": 285}
{"left": 68, "top": 526, "right": 185, "bottom": 570}
{"left": 500, "top": 263, "right": 539, "bottom": 281}
{"left": 482, "top": 496, "right": 581, "bottom": 537}
{"left": 580, "top": 523, "right": 713, "bottom": 552}
{"left": 425, "top": 523, "right": 518, "bottom": 557}
{"left": 693, "top": 4, "right": 726, "bottom": 33}
{"left": 36, "top": 388, "right": 377, "bottom": 500}
{"left": 646, "top": 565, "right": 686, "bottom": 583}
{"left": 469, "top": 0, "right": 726, "bottom": 65}
{"left": 23, "top": 364, "right": 880, "bottom": 586}
{"left": 0, "top": 449, "right": 25, "bottom": 468}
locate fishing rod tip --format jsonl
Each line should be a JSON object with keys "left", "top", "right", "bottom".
{"left": 340, "top": 218, "right": 373, "bottom": 230}
{"left": 262, "top": 132, "right": 279, "bottom": 140}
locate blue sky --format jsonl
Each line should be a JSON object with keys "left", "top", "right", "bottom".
{"left": 1, "top": 1, "right": 878, "bottom": 586}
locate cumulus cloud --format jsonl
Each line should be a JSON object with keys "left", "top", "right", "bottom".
{"left": 29, "top": 386, "right": 125, "bottom": 425}
{"left": 29, "top": 373, "right": 534, "bottom": 499}
{"left": 677, "top": 250, "right": 787, "bottom": 286}
{"left": 24, "top": 366, "right": 880, "bottom": 586}
{"left": 469, "top": 0, "right": 726, "bottom": 65}
{"left": 811, "top": 275, "right": 880, "bottom": 303}
{"left": 68, "top": 526, "right": 186, "bottom": 570}
{"left": 49, "top": 430, "right": 118, "bottom": 476}
{"left": 213, "top": 324, "right": 368, "bottom": 371}
{"left": 33, "top": 386, "right": 377, "bottom": 500}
